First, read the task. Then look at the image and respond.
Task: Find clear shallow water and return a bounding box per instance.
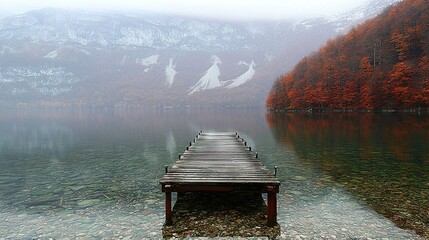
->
[0,109,425,239]
[266,112,429,238]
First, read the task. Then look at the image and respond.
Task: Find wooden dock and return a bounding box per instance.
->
[160,131,280,226]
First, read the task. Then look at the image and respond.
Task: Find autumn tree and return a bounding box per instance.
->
[358,57,374,109]
[266,0,429,112]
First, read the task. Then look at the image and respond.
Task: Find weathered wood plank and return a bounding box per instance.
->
[161,132,279,185]
[160,131,280,227]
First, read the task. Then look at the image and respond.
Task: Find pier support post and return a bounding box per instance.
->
[165,186,172,225]
[267,186,277,227]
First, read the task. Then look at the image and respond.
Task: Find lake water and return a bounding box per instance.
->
[0,109,427,239]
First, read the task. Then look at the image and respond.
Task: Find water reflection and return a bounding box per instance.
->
[0,109,252,238]
[0,109,267,213]
[266,112,429,237]
[0,109,422,239]
[166,131,177,160]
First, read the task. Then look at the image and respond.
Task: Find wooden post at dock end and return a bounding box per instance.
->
[164,185,172,225]
[267,186,278,227]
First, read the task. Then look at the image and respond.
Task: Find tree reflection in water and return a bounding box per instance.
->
[266,112,429,238]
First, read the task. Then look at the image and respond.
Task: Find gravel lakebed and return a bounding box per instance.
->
[163,192,280,239]
[0,180,422,239]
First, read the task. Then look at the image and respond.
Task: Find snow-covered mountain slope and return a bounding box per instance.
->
[165,58,176,87]
[186,57,257,94]
[0,8,272,52]
[45,50,58,59]
[0,0,400,107]
[325,0,402,32]
[225,61,256,89]
[292,0,401,34]
[189,56,223,95]
[136,55,159,66]
[0,45,16,55]
[0,66,80,96]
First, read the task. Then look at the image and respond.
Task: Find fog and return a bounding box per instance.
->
[2,0,370,20]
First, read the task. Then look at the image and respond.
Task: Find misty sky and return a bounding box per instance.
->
[1,0,370,20]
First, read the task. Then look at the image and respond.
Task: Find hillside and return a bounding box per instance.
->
[266,0,429,112]
[0,0,399,108]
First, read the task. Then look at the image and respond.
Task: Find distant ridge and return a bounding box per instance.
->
[266,0,429,112]
[0,0,399,108]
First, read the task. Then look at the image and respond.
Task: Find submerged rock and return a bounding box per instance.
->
[70,186,86,191]
[77,199,100,208]
[162,192,280,239]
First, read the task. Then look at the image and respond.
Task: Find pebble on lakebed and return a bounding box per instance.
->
[162,192,280,239]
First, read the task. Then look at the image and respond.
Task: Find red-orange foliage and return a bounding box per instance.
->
[266,0,429,111]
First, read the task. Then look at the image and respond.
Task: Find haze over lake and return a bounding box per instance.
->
[1,0,427,238]
[0,109,426,238]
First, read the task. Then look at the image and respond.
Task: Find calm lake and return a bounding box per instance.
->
[0,109,427,239]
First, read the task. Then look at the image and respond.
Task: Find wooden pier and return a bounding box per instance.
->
[160,131,280,226]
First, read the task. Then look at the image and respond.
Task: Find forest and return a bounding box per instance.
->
[266,0,429,111]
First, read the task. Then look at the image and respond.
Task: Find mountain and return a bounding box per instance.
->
[0,0,400,108]
[266,0,429,112]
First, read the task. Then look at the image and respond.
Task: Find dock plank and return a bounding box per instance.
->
[160,131,280,226]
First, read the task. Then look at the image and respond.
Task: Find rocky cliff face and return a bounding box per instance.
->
[0,0,400,107]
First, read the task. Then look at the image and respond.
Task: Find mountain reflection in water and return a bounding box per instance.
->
[0,109,424,238]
